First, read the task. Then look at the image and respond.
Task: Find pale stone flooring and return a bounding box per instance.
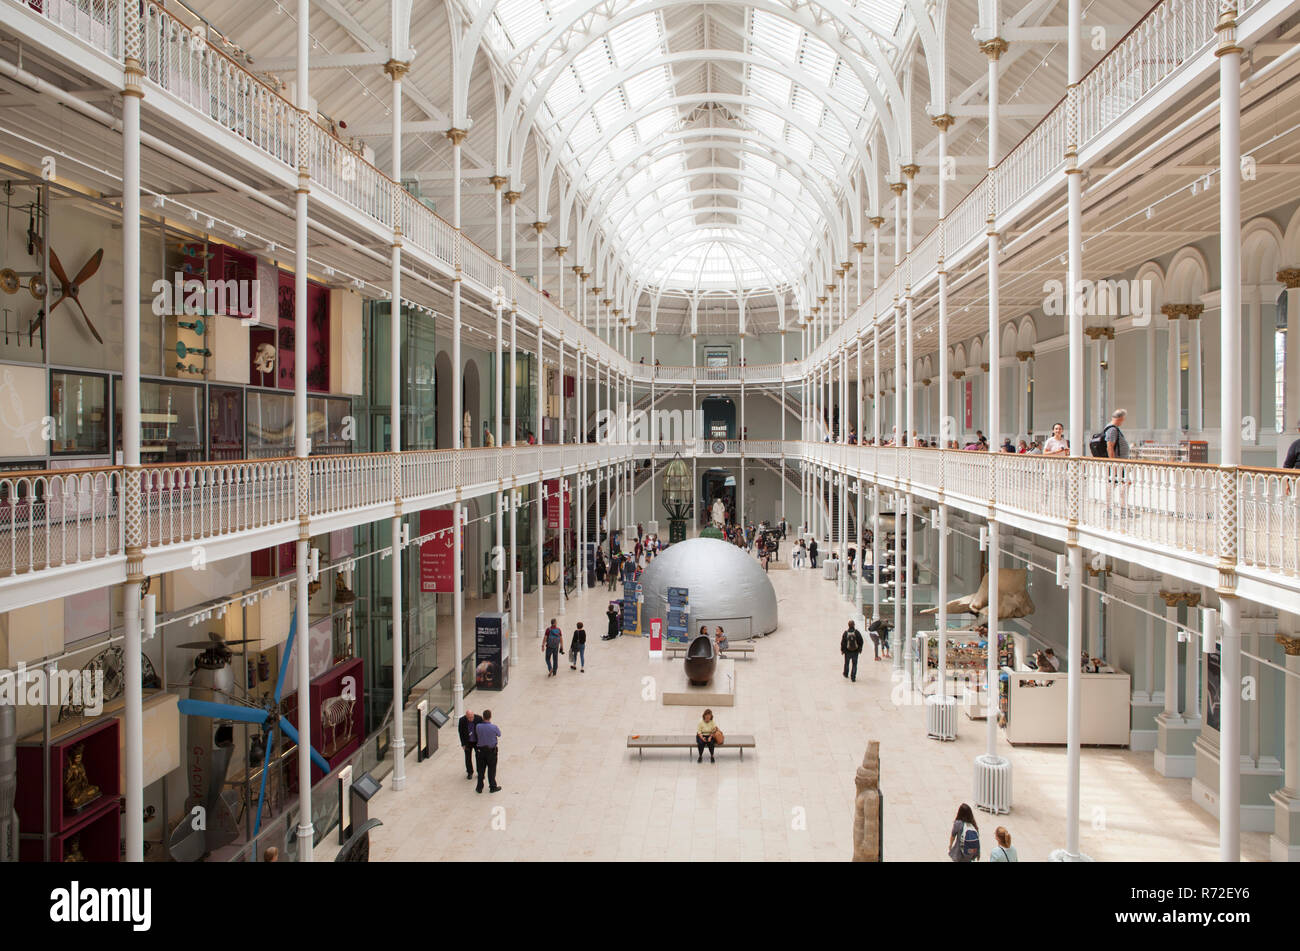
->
[368,552,1269,862]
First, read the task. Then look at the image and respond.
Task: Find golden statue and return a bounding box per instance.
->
[64,744,101,812]
[64,834,86,862]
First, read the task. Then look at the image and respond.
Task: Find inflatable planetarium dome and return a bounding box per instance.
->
[638,537,778,639]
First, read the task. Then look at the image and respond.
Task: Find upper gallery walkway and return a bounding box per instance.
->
[0,439,1295,616]
[6,0,1296,382]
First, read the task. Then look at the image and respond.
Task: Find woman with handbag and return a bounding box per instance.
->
[569,622,586,672]
[696,709,723,763]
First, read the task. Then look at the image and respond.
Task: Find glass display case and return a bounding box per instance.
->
[208,385,244,460]
[49,371,108,456]
[246,390,293,458]
[114,378,204,463]
[246,390,354,458]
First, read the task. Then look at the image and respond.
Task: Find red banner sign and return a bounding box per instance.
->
[545,478,570,530]
[420,509,455,593]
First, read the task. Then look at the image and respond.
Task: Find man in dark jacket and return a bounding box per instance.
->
[841,620,865,682]
[809,538,819,569]
[456,709,480,780]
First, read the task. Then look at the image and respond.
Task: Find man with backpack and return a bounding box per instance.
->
[841,619,865,682]
[1090,408,1132,516]
[543,619,564,677]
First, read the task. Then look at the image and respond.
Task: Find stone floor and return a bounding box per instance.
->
[366,546,1269,862]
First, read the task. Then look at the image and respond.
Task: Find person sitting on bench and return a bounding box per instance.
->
[696,709,720,763]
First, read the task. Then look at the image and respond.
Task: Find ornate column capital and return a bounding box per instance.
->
[1277,267,1300,289]
[1275,634,1300,656]
[554,245,568,257]
[889,181,907,196]
[853,241,868,253]
[488,175,508,189]
[1015,350,1035,362]
[532,221,547,234]
[1084,326,1115,340]
[901,163,920,179]
[445,128,469,146]
[1158,590,1185,608]
[869,216,885,229]
[504,190,521,205]
[979,37,1009,60]
[383,59,411,80]
[931,113,955,131]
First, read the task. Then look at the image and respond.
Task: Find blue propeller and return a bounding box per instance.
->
[178,610,330,836]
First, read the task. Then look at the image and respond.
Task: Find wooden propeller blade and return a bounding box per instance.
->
[71,295,103,344]
[33,235,71,290]
[72,248,103,286]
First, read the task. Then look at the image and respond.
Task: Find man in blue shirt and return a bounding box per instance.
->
[543,619,564,676]
[474,709,502,794]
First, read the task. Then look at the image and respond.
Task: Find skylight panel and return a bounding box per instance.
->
[798,35,837,85]
[749,10,800,61]
[591,93,625,131]
[494,0,548,49]
[607,12,663,63]
[634,108,675,142]
[623,68,670,112]
[606,127,639,162]
[747,65,792,105]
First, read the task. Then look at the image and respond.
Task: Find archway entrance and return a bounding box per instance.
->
[701,468,735,527]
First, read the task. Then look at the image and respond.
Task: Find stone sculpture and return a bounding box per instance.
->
[852,740,882,862]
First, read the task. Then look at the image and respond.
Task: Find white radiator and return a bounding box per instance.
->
[926,695,957,741]
[974,754,1012,814]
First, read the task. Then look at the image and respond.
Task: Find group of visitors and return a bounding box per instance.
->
[792,537,819,569]
[456,708,503,794]
[949,804,1019,862]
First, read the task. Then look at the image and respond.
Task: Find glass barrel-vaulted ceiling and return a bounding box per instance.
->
[479,0,907,298]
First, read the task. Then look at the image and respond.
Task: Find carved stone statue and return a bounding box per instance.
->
[711,498,726,528]
[64,744,101,812]
[463,411,473,447]
[852,740,882,862]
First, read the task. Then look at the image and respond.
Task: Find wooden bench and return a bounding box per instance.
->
[664,642,756,659]
[626,733,756,759]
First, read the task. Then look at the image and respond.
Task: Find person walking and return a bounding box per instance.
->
[809,538,819,569]
[456,708,481,780]
[603,603,620,640]
[1098,408,1132,516]
[948,803,981,862]
[841,619,864,681]
[543,619,564,676]
[696,709,720,763]
[569,621,587,671]
[793,538,807,568]
[866,618,883,661]
[474,709,502,794]
[989,827,1019,862]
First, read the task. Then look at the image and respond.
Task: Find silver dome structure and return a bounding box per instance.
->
[640,537,777,639]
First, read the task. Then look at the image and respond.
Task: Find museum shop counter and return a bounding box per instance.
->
[1002,667,1132,746]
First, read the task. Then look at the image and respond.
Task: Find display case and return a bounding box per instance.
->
[49,370,108,455]
[114,378,204,463]
[209,384,244,460]
[15,717,121,860]
[246,389,293,458]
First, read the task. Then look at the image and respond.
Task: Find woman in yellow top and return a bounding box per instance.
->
[696,709,719,763]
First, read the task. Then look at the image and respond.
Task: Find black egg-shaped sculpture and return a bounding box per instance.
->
[684,634,717,686]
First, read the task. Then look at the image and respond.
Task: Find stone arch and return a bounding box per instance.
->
[1241,216,1284,286]
[435,350,454,449]
[1166,246,1210,302]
